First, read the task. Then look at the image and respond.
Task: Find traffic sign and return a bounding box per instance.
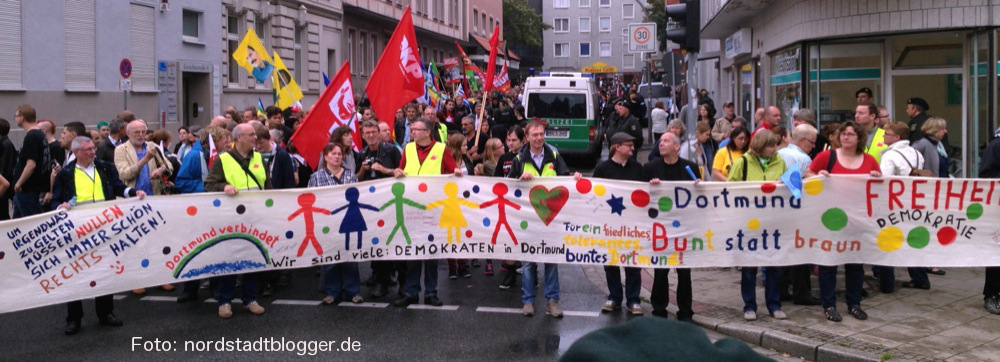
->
[119,79,132,91]
[628,23,657,53]
[120,58,132,79]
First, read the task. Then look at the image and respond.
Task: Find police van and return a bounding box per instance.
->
[521,73,602,166]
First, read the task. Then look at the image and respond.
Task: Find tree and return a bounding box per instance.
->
[642,0,669,52]
[503,0,550,48]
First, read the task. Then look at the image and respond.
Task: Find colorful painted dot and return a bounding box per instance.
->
[0,251,5,260]
[967,203,984,220]
[593,184,607,197]
[89,281,96,287]
[761,183,777,194]
[378,220,386,227]
[483,218,491,227]
[186,206,197,216]
[648,208,658,218]
[672,220,681,228]
[520,220,528,229]
[465,230,473,238]
[265,199,274,207]
[372,237,380,245]
[162,247,171,254]
[428,234,435,242]
[236,205,247,214]
[369,186,376,193]
[463,191,471,198]
[804,179,824,195]
[937,227,957,246]
[514,189,523,198]
[141,259,149,268]
[631,189,650,207]
[213,199,221,207]
[472,185,480,194]
[322,226,331,234]
[748,218,760,231]
[576,178,592,194]
[821,208,848,231]
[418,183,428,192]
[877,226,905,252]
[658,197,673,212]
[907,227,930,249]
[285,231,294,239]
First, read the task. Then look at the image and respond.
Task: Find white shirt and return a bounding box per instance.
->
[777,144,813,174]
[651,108,669,134]
[879,140,923,176]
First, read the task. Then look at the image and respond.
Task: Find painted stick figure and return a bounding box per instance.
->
[426,182,480,244]
[331,187,380,250]
[288,193,331,257]
[479,183,521,245]
[379,183,426,245]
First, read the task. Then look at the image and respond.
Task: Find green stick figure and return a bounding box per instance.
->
[380,182,427,245]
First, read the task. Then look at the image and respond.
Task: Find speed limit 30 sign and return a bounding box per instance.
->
[628,23,657,53]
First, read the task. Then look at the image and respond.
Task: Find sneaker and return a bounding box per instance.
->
[985,296,1000,315]
[424,295,444,307]
[522,303,535,316]
[394,295,418,307]
[351,295,364,304]
[245,301,266,315]
[601,300,620,312]
[471,259,481,267]
[218,304,233,319]
[448,270,458,280]
[460,268,472,278]
[628,303,644,316]
[484,263,494,276]
[744,311,757,321]
[770,310,787,320]
[546,300,564,318]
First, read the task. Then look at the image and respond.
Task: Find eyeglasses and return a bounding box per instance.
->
[411,128,428,132]
[884,132,898,138]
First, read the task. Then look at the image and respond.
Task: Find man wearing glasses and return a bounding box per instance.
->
[876,106,892,129]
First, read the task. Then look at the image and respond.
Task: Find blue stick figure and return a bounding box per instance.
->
[331,187,380,250]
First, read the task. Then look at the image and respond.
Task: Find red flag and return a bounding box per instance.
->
[290,61,358,170]
[483,25,500,94]
[493,62,510,92]
[366,6,424,127]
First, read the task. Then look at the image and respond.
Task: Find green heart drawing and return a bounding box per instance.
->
[529,186,569,226]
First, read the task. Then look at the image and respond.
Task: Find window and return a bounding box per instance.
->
[623,3,634,19]
[481,14,486,35]
[347,29,356,75]
[473,9,478,33]
[599,17,610,32]
[578,17,590,33]
[327,49,337,79]
[450,0,458,25]
[527,93,587,119]
[599,0,610,7]
[294,26,305,86]
[182,9,200,39]
[66,0,96,90]
[370,34,379,77]
[623,53,635,69]
[489,16,494,32]
[129,4,154,90]
[579,42,590,57]
[553,18,569,33]
[434,0,444,20]
[554,0,569,8]
[579,0,590,7]
[0,0,21,88]
[599,42,611,57]
[358,31,367,75]
[254,16,267,44]
[554,43,569,58]
[226,15,240,84]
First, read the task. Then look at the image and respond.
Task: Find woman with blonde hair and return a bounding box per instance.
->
[475,138,504,177]
[911,117,949,177]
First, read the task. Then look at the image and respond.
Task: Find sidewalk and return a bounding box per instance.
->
[582,266,1000,361]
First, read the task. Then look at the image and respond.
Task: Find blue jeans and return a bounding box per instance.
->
[877,266,930,291]
[522,262,559,304]
[741,267,783,313]
[323,263,361,298]
[404,260,438,298]
[12,191,41,218]
[819,264,864,309]
[214,274,259,305]
[604,266,641,305]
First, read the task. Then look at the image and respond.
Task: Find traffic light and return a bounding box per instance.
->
[665,0,700,53]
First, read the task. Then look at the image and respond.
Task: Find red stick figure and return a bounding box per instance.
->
[479,183,521,245]
[288,193,331,257]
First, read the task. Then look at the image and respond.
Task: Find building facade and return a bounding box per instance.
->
[542,0,645,73]
[698,0,1000,177]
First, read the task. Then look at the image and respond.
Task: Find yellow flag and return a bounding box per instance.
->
[272,52,304,110]
[232,28,274,84]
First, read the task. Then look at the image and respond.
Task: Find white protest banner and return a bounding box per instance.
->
[2,175,998,313]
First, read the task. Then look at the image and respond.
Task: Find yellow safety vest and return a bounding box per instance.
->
[75,167,105,203]
[403,142,446,175]
[865,128,887,164]
[219,151,267,190]
[518,149,560,177]
[435,123,448,143]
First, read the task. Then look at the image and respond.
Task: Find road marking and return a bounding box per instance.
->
[562,310,600,317]
[272,299,320,306]
[141,296,177,302]
[337,302,390,308]
[113,295,127,300]
[408,304,460,311]
[204,298,242,304]
[476,307,523,314]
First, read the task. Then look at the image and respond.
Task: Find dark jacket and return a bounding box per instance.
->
[51,159,136,209]
[358,142,402,181]
[979,137,1000,178]
[908,112,931,142]
[96,137,120,163]
[607,112,644,150]
[267,145,297,190]
[0,136,17,182]
[507,144,571,178]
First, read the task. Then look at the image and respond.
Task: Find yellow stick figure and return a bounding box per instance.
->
[426,182,480,244]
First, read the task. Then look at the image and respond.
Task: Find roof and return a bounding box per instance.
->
[469,34,521,61]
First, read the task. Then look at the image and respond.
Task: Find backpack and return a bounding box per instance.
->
[893,149,934,177]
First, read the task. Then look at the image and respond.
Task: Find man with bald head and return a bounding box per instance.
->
[114,120,173,196]
[753,106,782,138]
[210,115,229,130]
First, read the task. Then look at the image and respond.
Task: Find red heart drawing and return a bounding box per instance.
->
[529,185,569,226]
